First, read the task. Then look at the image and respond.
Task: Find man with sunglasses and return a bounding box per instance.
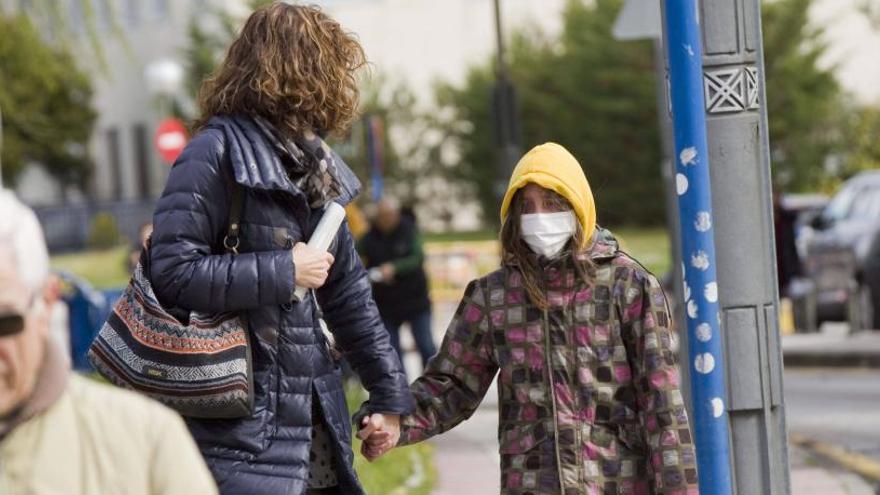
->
[0,190,217,495]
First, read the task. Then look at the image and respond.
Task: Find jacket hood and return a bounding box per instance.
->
[500,142,596,249]
[208,115,361,206]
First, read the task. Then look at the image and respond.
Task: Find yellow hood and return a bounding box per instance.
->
[500,142,596,249]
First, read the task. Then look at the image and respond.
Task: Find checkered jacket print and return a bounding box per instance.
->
[399,232,699,494]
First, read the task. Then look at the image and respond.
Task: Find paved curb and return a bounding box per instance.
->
[790,433,880,486]
[783,351,880,368]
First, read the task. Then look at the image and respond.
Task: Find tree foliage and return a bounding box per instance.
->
[181,1,448,216]
[762,0,842,190]
[0,15,96,187]
[433,0,851,227]
[435,0,662,227]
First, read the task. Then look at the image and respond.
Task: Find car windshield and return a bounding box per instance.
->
[823,184,859,222]
[848,186,880,220]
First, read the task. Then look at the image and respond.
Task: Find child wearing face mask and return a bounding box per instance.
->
[356,143,698,495]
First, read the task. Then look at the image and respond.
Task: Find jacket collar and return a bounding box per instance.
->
[584,227,619,262]
[208,115,361,206]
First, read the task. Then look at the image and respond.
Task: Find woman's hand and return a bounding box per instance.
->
[357,413,400,462]
[292,242,335,289]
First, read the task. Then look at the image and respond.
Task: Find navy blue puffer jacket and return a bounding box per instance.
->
[149,115,414,494]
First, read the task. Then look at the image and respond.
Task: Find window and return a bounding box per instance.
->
[132,123,152,199]
[849,187,880,221]
[106,128,123,200]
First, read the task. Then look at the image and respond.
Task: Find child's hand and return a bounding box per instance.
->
[357,413,400,462]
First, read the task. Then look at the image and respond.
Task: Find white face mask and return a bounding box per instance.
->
[520,211,576,258]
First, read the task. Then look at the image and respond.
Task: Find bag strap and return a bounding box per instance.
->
[223,185,245,254]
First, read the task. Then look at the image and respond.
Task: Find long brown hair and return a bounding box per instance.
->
[195,2,367,138]
[500,188,594,310]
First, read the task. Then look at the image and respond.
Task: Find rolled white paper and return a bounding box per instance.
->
[293,202,347,302]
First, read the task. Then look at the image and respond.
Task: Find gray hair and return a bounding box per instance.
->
[0,190,50,293]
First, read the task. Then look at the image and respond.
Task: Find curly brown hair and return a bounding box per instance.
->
[195,2,366,138]
[500,187,594,310]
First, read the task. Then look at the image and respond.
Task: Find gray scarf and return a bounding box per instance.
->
[253,116,342,209]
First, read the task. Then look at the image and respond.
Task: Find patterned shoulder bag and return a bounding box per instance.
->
[88,187,254,418]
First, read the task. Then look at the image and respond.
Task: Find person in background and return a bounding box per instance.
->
[0,190,216,495]
[358,143,698,494]
[359,198,437,375]
[773,189,801,297]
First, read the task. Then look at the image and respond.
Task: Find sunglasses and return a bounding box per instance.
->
[0,296,37,337]
[0,313,25,337]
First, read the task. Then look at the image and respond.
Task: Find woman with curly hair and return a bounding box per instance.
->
[147,3,414,494]
[358,144,699,494]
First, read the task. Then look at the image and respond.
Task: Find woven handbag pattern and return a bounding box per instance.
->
[88,251,253,418]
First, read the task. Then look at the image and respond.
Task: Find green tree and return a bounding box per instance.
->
[434,0,848,227]
[434,0,662,227]
[181,2,443,214]
[841,106,880,176]
[762,0,842,190]
[0,15,96,187]
[182,0,273,117]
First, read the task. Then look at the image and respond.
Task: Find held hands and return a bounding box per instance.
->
[292,242,335,289]
[356,413,401,462]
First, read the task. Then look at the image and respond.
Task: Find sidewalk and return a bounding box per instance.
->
[426,398,877,495]
[783,325,880,368]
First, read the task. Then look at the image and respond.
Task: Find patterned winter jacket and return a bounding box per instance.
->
[398,230,699,494]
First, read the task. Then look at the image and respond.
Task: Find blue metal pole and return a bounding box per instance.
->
[663,1,733,493]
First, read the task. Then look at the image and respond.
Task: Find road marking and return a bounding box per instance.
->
[790,433,880,483]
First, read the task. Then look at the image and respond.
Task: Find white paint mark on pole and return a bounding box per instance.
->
[691,251,710,270]
[680,146,698,166]
[704,282,718,303]
[676,173,689,195]
[695,353,716,374]
[695,211,712,232]
[696,323,712,342]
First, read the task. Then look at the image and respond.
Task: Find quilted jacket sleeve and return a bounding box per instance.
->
[317,221,415,415]
[394,279,498,445]
[149,132,296,313]
[620,268,699,494]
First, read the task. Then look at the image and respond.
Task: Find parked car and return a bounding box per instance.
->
[800,171,880,332]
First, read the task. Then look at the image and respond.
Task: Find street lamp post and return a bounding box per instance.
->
[492,0,520,207]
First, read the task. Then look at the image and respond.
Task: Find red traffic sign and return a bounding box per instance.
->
[155,118,189,164]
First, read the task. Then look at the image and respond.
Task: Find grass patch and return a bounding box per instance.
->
[609,227,671,276]
[347,385,436,495]
[424,229,497,243]
[50,246,131,289]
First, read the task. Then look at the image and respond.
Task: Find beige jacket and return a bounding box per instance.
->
[0,375,217,495]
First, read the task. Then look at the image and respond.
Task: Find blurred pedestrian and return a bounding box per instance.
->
[0,190,216,495]
[359,198,437,375]
[773,188,801,297]
[147,3,413,494]
[358,143,698,494]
